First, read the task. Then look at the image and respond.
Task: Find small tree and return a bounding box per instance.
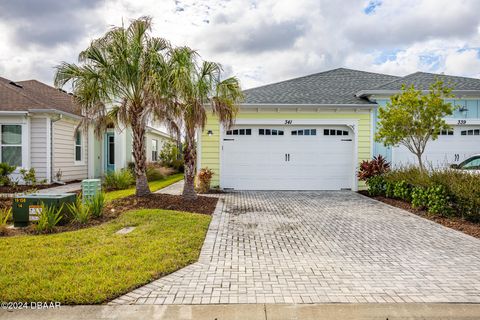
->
[375,80,455,170]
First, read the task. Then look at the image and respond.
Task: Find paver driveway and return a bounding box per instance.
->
[112,191,480,305]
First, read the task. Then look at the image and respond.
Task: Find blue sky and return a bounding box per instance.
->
[1,0,480,89]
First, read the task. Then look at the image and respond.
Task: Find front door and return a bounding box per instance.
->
[105,132,115,173]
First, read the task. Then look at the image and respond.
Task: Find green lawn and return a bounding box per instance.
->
[0,209,210,304]
[105,173,184,202]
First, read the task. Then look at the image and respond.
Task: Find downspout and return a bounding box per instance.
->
[50,114,64,184]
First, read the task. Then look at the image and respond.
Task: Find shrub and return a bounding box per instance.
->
[197,167,214,194]
[171,159,184,173]
[358,155,390,181]
[366,175,386,196]
[380,167,479,219]
[385,180,395,198]
[146,163,165,181]
[19,168,37,186]
[103,169,135,190]
[159,141,180,166]
[87,192,105,218]
[66,196,91,224]
[0,162,15,186]
[425,185,451,216]
[393,180,412,202]
[36,203,63,233]
[411,186,428,209]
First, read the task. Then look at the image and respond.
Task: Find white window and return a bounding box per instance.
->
[75,130,83,162]
[151,139,158,161]
[0,124,22,167]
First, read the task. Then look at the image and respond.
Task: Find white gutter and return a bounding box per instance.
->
[238,103,376,108]
[356,89,480,98]
[0,111,28,115]
[28,109,82,120]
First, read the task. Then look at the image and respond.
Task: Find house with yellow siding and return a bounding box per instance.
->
[197,68,480,191]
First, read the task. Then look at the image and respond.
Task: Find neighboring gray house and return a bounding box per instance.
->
[0,77,171,184]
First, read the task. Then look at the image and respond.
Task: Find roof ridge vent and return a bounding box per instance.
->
[9,81,23,88]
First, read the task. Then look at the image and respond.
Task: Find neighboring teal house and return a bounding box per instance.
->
[356,72,480,168]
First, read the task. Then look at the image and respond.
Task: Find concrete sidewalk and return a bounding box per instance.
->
[1,303,479,320]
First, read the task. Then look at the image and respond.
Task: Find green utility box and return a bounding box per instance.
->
[82,179,102,201]
[13,193,76,227]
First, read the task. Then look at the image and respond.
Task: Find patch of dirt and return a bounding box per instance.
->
[358,191,480,239]
[0,193,217,237]
[107,193,218,216]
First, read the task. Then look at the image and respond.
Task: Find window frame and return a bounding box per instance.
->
[0,124,23,168]
[74,130,84,165]
[151,139,158,162]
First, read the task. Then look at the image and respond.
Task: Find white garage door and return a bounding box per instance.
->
[393,125,480,168]
[221,125,354,190]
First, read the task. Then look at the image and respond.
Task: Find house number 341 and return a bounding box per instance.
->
[285,120,293,124]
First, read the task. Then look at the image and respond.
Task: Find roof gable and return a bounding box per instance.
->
[243,68,400,105]
[370,71,480,91]
[0,77,81,116]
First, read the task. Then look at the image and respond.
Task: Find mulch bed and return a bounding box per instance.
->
[107,193,218,216]
[358,190,480,239]
[0,180,81,194]
[0,193,218,237]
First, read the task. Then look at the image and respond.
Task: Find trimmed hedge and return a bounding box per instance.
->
[366,167,480,222]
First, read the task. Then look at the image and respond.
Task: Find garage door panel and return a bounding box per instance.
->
[221,125,354,190]
[393,126,480,167]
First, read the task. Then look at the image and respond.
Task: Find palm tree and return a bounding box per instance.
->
[54,17,170,197]
[165,47,243,200]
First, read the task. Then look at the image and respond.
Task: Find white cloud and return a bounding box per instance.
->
[1,0,480,89]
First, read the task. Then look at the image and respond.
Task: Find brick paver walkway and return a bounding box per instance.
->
[111,191,480,305]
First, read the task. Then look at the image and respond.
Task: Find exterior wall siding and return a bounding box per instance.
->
[200,110,371,187]
[145,131,170,162]
[30,117,48,181]
[52,118,88,182]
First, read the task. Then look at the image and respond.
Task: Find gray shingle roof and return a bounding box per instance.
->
[243,68,400,105]
[370,71,480,91]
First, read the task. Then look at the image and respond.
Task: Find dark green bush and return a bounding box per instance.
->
[366,175,386,196]
[392,180,412,202]
[411,186,428,209]
[425,185,451,216]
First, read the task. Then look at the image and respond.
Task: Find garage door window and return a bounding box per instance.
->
[324,129,349,136]
[291,129,317,136]
[259,129,284,136]
[226,129,252,136]
[440,129,454,135]
[461,129,480,136]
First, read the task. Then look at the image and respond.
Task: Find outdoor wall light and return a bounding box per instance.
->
[207,130,213,136]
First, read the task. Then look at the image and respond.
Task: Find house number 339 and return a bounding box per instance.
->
[285,120,293,124]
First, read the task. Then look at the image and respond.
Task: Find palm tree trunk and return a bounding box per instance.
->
[132,122,151,197]
[182,132,197,200]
